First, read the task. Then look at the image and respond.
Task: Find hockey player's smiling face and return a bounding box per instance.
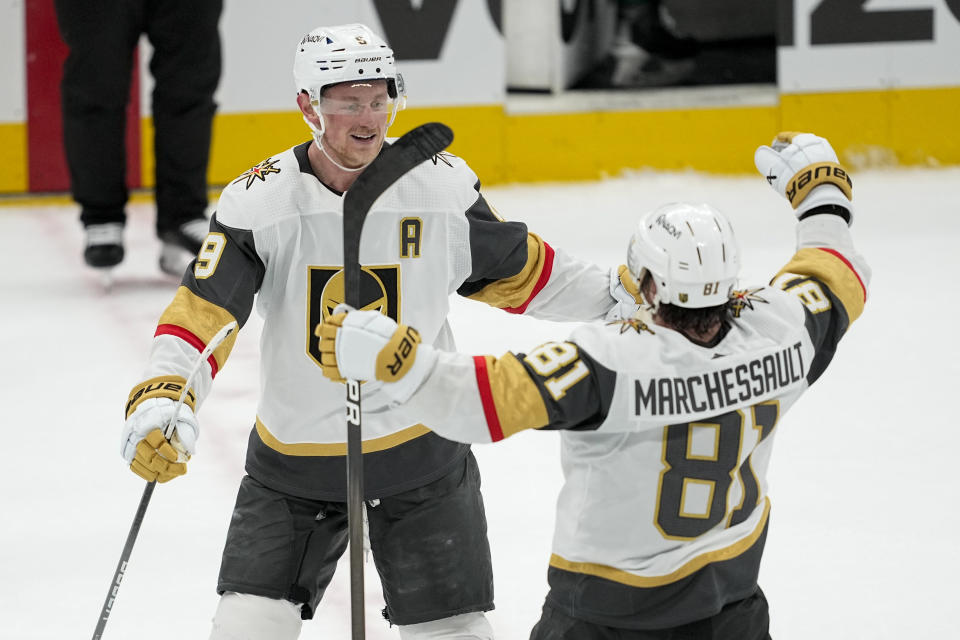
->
[319,80,391,168]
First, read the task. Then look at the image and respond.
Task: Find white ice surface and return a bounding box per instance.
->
[1,167,957,639]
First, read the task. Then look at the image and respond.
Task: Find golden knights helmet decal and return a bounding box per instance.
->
[307,264,400,365]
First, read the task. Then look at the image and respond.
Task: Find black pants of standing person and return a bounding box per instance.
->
[53,0,222,237]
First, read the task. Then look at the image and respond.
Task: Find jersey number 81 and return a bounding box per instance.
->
[656,402,779,539]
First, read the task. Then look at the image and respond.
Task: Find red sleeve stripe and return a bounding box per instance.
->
[818,248,867,301]
[473,356,504,442]
[504,241,555,315]
[155,324,221,379]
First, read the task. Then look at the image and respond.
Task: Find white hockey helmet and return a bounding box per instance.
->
[627,202,740,309]
[294,24,406,133]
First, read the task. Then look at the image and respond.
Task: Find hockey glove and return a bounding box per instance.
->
[754,132,853,223]
[316,307,437,404]
[121,378,199,483]
[605,264,645,322]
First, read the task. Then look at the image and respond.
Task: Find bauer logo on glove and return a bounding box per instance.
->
[377,324,421,381]
[754,132,854,223]
[316,306,422,383]
[124,377,197,418]
[783,163,852,209]
[316,306,439,404]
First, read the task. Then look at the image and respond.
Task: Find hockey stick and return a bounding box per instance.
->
[92,320,238,640]
[341,122,454,639]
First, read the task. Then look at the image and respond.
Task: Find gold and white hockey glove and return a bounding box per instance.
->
[605,264,645,322]
[121,377,200,483]
[754,132,853,223]
[316,307,437,404]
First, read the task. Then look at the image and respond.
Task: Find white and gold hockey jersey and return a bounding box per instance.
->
[393,212,870,628]
[125,140,616,500]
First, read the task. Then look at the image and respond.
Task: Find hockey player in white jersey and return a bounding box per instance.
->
[319,132,870,639]
[117,23,640,640]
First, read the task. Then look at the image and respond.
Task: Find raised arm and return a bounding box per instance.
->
[755,132,871,383]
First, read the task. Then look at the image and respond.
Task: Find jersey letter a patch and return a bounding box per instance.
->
[400,218,422,258]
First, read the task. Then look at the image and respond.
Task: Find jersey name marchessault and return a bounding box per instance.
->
[634,342,805,417]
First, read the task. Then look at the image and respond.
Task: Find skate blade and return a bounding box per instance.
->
[98,268,116,292]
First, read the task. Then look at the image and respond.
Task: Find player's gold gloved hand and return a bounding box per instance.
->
[618,264,643,301]
[130,428,191,483]
[121,377,199,483]
[755,132,853,223]
[317,310,349,383]
[316,306,437,404]
[606,264,646,322]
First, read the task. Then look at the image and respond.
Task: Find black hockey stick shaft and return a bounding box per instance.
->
[92,481,155,639]
[341,122,454,639]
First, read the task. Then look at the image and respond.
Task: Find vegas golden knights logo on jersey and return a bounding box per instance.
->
[232,157,281,189]
[306,265,401,366]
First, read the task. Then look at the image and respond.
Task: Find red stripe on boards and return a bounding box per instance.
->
[155,324,220,378]
[473,356,504,442]
[25,0,140,192]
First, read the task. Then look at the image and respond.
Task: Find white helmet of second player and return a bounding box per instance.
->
[294,23,406,135]
[627,202,740,309]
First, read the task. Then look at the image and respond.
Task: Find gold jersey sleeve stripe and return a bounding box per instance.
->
[775,247,866,323]
[466,234,553,313]
[125,375,197,419]
[549,498,770,588]
[255,417,432,456]
[157,286,239,374]
[475,353,550,439]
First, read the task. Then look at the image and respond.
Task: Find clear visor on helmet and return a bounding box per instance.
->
[316,95,396,117]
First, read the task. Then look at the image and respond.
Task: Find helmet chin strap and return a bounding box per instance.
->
[316,132,371,173]
[301,101,403,176]
[302,111,378,174]
[303,107,397,173]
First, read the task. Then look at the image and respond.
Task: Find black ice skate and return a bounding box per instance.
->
[83,222,125,268]
[158,217,209,277]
